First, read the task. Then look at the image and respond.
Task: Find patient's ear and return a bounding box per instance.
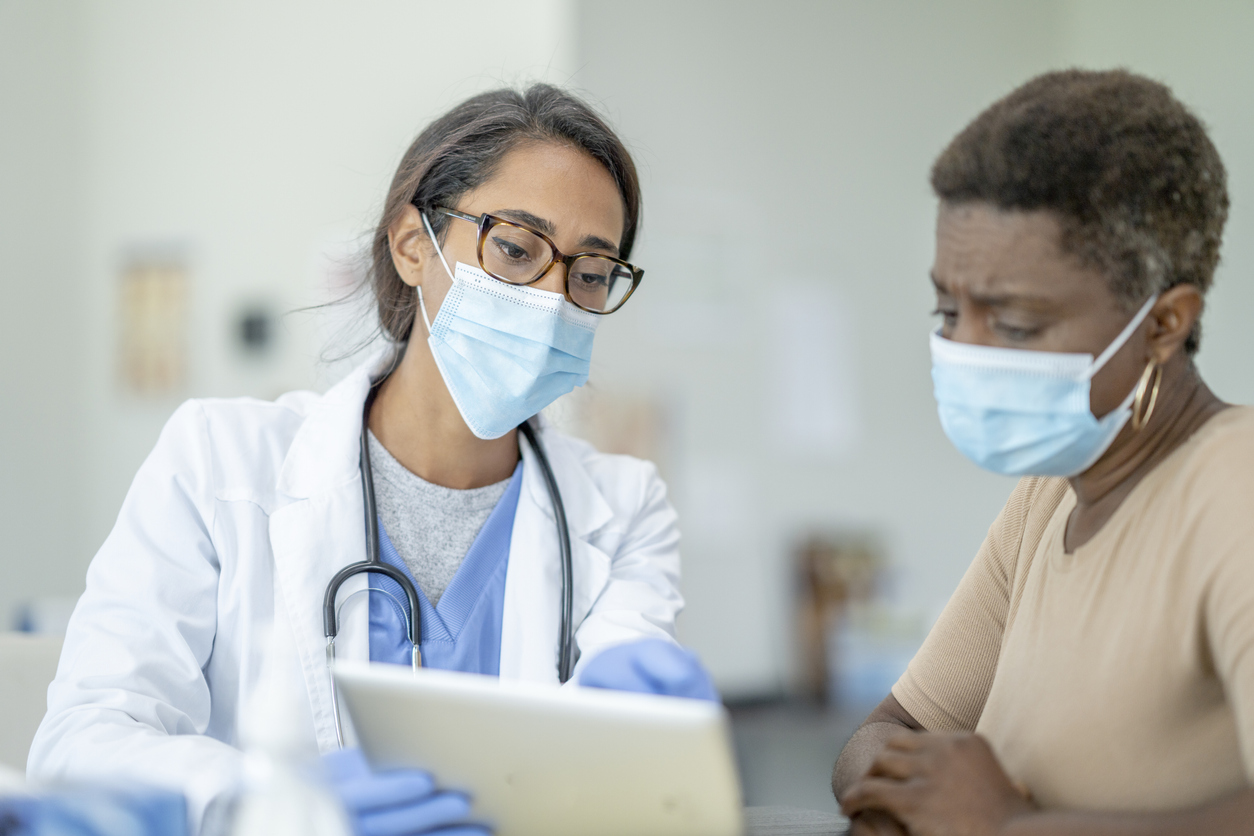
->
[1146,285,1203,364]
[389,204,429,289]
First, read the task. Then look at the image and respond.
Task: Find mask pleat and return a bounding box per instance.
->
[422,261,599,440]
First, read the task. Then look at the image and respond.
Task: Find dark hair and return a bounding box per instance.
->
[369,84,641,343]
[931,68,1228,354]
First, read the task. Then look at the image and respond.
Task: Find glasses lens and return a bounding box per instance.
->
[568,257,635,313]
[481,221,551,284]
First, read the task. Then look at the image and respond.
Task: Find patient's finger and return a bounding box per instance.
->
[840,777,913,818]
[882,730,927,752]
[867,749,916,780]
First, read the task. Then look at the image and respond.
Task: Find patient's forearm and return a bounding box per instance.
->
[832,693,924,800]
[832,721,914,799]
[1003,788,1254,836]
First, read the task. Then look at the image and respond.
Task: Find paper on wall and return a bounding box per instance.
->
[767,284,860,459]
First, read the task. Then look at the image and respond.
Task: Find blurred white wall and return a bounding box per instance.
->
[572,0,1254,695]
[0,0,577,626]
[2,1,1251,697]
[0,2,87,629]
[1060,0,1254,405]
[573,0,1059,694]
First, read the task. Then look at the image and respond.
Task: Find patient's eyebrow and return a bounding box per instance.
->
[930,273,1054,309]
[495,209,620,256]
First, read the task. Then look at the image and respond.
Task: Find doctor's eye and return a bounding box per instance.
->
[931,306,958,326]
[482,222,550,283]
[489,234,538,264]
[571,268,611,289]
[567,257,633,313]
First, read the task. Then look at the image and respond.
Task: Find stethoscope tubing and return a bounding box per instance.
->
[321,389,575,745]
[321,422,424,650]
[518,420,575,684]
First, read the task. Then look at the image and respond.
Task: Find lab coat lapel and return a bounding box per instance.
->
[499,424,615,683]
[269,358,618,701]
[268,353,385,751]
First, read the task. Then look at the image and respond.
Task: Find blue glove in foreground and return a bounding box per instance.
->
[322,748,490,836]
[579,639,720,702]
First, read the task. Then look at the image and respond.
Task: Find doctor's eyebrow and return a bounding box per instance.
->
[495,209,620,256]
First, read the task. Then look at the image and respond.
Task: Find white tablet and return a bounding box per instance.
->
[334,662,744,836]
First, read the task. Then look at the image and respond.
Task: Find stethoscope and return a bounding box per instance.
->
[322,388,576,746]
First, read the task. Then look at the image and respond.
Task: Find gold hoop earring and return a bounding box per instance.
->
[1131,360,1162,432]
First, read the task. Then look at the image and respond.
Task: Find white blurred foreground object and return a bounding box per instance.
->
[336,661,744,836]
[0,632,63,770]
[229,625,350,836]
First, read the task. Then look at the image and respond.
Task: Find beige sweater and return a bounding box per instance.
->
[894,406,1254,813]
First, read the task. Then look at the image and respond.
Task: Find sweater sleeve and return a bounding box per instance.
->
[569,456,684,677]
[892,477,1060,732]
[1194,421,1254,781]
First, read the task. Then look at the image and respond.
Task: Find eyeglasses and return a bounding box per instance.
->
[429,206,644,315]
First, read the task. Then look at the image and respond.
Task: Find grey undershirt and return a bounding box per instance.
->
[366,430,511,606]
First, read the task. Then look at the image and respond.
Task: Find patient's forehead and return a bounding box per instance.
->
[932,202,1107,307]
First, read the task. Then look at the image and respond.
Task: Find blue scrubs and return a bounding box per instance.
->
[367,462,523,675]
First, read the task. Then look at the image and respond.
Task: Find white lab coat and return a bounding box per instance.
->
[27,354,683,831]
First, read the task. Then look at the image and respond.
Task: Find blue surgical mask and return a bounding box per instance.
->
[930,295,1157,477]
[415,213,599,440]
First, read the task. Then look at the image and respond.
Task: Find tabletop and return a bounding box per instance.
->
[743,806,850,836]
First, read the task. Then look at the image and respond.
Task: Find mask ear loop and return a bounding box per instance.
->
[413,211,455,337]
[1085,294,1159,380]
[414,287,433,336]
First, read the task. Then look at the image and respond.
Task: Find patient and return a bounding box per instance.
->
[833,69,1254,835]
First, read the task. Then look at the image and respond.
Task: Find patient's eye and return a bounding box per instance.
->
[993,320,1042,342]
[931,306,958,332]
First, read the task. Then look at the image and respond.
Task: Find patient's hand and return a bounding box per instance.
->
[850,810,908,835]
[839,731,1033,836]
[578,639,720,702]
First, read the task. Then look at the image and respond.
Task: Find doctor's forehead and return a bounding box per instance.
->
[460,142,626,249]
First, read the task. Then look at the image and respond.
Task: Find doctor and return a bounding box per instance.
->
[29,84,713,835]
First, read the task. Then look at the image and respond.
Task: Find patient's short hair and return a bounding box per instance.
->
[931,69,1228,354]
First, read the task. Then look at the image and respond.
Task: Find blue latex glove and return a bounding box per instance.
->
[578,639,720,702]
[322,748,490,836]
